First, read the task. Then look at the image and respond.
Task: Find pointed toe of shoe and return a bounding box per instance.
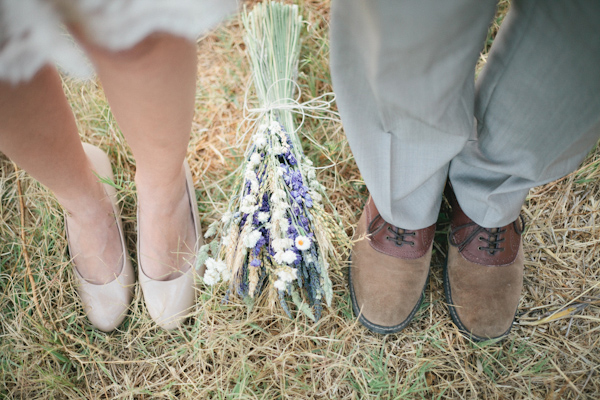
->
[74,260,135,332]
[139,268,196,330]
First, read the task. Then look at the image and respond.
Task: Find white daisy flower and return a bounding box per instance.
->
[295,235,311,251]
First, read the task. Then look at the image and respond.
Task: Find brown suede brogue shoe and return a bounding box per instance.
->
[444,191,525,342]
[349,197,435,334]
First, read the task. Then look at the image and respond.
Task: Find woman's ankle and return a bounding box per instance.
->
[58,183,114,222]
[135,166,188,215]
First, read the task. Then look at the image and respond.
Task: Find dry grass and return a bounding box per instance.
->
[1,1,599,399]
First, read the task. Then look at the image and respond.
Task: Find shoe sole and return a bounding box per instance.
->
[347,257,429,335]
[443,256,513,343]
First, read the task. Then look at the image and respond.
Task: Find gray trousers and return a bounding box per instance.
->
[330,0,600,229]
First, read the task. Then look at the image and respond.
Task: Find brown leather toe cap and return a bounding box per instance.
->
[445,242,524,340]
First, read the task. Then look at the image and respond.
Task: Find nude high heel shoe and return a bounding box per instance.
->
[65,143,134,332]
[137,161,203,330]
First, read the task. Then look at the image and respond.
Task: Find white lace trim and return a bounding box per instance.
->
[0,0,237,84]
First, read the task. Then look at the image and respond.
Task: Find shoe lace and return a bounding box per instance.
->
[449,214,524,256]
[368,214,416,247]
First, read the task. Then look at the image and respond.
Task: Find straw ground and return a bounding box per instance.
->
[1,1,599,398]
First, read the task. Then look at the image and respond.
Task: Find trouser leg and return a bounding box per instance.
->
[330,0,497,229]
[450,0,600,228]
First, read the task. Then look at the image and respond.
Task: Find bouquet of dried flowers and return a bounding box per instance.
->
[198,1,350,321]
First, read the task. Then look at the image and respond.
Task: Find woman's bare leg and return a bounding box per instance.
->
[78,33,198,281]
[0,66,122,284]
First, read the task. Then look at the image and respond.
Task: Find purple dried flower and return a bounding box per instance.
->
[282,169,292,185]
[260,193,270,210]
[292,203,301,216]
[287,223,297,237]
[298,185,308,197]
[286,152,297,165]
[290,171,302,189]
[304,193,313,208]
[253,235,267,256]
[300,216,310,230]
[250,259,261,267]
